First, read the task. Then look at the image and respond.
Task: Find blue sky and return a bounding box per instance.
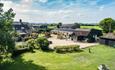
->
[0,0,115,23]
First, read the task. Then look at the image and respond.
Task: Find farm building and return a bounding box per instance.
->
[99,33,115,47]
[51,28,74,34]
[13,20,31,34]
[31,24,48,33]
[52,28,102,42]
[12,20,32,42]
[51,28,75,39]
[72,29,102,42]
[59,24,80,29]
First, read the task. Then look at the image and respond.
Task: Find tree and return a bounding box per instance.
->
[99,18,115,33]
[57,22,62,28]
[0,3,15,54]
[72,23,80,29]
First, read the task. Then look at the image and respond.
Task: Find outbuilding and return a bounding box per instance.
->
[99,33,115,47]
[52,28,102,42]
[72,29,102,42]
[59,24,80,29]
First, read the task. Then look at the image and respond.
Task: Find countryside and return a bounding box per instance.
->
[0,0,115,70]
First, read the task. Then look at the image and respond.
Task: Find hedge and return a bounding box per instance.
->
[12,43,32,58]
[54,45,80,53]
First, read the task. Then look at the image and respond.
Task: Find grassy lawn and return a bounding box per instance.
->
[80,26,102,30]
[1,45,115,70]
[48,26,57,29]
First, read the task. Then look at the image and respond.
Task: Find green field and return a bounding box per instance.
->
[1,45,115,70]
[80,26,102,30]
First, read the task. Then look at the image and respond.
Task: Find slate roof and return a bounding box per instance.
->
[52,28,75,33]
[13,22,29,25]
[60,24,75,28]
[52,28,102,37]
[59,28,76,32]
[75,29,91,32]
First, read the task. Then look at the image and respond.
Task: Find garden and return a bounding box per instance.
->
[0,45,115,70]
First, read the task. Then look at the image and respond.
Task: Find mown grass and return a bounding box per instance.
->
[80,26,102,30]
[0,45,115,70]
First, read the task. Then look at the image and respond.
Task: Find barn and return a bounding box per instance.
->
[51,28,75,39]
[52,28,102,42]
[59,24,80,29]
[72,29,102,42]
[99,33,115,47]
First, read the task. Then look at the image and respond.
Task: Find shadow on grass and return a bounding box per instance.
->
[0,56,47,70]
[56,49,84,54]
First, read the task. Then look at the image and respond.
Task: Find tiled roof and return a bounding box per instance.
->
[75,28,91,32]
[58,28,76,32]
[100,33,115,39]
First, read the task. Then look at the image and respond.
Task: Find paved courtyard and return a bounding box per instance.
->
[48,35,98,49]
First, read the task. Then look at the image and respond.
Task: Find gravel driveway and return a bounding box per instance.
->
[48,37,98,49]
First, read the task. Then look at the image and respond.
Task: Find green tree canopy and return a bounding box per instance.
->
[72,23,80,29]
[57,22,62,28]
[99,18,115,33]
[0,3,15,54]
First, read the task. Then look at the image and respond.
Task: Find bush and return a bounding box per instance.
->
[23,36,32,41]
[12,43,30,57]
[54,45,80,53]
[26,39,40,49]
[15,42,28,50]
[36,37,49,51]
[25,37,50,51]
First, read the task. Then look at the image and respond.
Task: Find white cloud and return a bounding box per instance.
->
[0,0,31,21]
[20,0,32,8]
[0,0,115,23]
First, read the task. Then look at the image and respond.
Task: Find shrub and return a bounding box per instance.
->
[36,37,49,51]
[12,43,30,57]
[15,42,28,50]
[25,37,50,51]
[24,36,32,41]
[26,39,40,49]
[54,45,80,53]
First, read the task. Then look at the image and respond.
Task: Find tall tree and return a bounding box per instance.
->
[57,22,62,28]
[0,3,15,54]
[72,23,80,29]
[99,18,115,33]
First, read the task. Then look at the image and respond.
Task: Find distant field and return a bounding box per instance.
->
[48,26,57,29]
[80,26,102,30]
[1,45,115,70]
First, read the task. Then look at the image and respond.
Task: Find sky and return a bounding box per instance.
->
[0,0,115,24]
